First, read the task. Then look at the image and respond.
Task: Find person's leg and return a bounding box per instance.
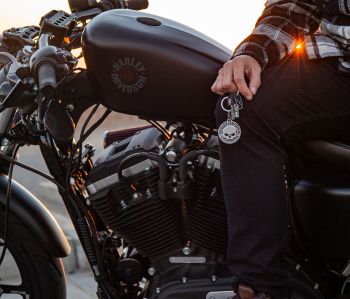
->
[215,53,350,298]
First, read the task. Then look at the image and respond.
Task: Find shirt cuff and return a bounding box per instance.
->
[231,42,269,69]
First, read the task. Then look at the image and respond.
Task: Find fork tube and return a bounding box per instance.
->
[0,108,16,158]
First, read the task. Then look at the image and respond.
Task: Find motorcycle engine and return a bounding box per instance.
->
[86,126,230,297]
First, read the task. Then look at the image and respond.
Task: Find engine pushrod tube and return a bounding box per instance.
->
[117,152,169,181]
[178,150,219,182]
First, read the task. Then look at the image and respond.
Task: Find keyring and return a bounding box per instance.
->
[220,96,231,112]
[220,91,240,112]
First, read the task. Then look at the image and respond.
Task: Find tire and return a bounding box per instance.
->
[0,208,66,298]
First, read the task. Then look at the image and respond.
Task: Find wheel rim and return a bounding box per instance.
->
[0,240,32,298]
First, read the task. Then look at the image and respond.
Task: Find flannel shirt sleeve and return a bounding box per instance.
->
[314,0,350,16]
[232,0,322,68]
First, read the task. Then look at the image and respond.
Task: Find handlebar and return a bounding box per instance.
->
[37,63,56,99]
[38,33,50,48]
[30,34,57,99]
[127,0,149,10]
[69,0,148,14]
[7,0,150,100]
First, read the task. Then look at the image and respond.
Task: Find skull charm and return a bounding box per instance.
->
[218,120,241,144]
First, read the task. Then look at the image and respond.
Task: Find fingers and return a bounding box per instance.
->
[233,63,253,100]
[211,55,262,100]
[211,69,225,95]
[222,63,238,93]
[212,64,238,95]
[248,66,261,96]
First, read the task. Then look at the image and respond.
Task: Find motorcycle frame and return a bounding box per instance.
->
[1,3,348,297]
[0,69,113,279]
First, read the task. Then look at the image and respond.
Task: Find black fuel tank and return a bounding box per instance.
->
[82,9,232,123]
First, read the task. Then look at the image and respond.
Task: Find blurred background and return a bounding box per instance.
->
[0,1,265,298]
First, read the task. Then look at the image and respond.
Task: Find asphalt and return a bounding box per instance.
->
[11,110,146,298]
[66,271,97,299]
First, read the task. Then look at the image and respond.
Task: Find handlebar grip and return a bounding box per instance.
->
[38,63,56,99]
[69,0,98,12]
[128,0,149,10]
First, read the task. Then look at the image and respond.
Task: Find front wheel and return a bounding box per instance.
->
[0,208,66,298]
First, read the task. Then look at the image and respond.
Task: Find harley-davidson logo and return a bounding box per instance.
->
[111,57,147,94]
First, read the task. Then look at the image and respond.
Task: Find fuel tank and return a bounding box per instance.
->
[82,9,232,124]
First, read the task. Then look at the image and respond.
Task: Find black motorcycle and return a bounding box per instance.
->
[0,0,349,298]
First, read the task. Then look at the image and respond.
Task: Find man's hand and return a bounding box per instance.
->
[211,55,262,100]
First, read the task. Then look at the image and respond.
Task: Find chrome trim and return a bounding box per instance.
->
[342,260,350,276]
[206,291,235,299]
[169,256,206,264]
[87,159,157,196]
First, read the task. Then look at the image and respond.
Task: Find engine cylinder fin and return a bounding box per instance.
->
[114,199,185,260]
[90,163,185,261]
[187,205,227,225]
[186,162,228,255]
[115,204,180,226]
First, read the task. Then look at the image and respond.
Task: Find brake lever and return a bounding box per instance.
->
[0,81,25,113]
[0,52,16,66]
[6,61,22,85]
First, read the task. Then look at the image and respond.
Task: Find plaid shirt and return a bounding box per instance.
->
[233,0,350,68]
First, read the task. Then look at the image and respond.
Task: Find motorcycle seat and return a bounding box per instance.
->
[295,139,350,171]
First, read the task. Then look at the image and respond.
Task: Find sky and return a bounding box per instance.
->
[0,0,265,50]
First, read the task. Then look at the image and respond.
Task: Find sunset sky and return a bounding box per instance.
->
[0,0,265,50]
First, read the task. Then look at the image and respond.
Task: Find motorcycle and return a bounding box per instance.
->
[0,0,349,298]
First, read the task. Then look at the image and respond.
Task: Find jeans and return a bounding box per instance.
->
[214,53,350,297]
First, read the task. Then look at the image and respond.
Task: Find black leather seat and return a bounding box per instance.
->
[295,139,350,172]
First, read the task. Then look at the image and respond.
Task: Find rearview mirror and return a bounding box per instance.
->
[69,0,98,12]
[127,0,149,10]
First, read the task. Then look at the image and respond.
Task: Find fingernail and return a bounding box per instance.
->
[251,87,257,95]
[247,95,253,100]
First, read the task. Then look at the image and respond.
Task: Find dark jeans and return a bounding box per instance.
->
[214,53,350,298]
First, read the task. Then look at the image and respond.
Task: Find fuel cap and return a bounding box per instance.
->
[137,17,161,26]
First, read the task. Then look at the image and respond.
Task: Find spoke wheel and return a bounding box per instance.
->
[0,245,31,298]
[0,208,66,299]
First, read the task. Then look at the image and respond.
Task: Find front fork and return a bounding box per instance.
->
[0,78,120,297]
[0,61,19,170]
[39,141,123,298]
[0,108,18,172]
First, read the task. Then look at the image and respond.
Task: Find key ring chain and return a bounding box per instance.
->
[221,95,232,112]
[218,91,244,145]
[220,91,243,112]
